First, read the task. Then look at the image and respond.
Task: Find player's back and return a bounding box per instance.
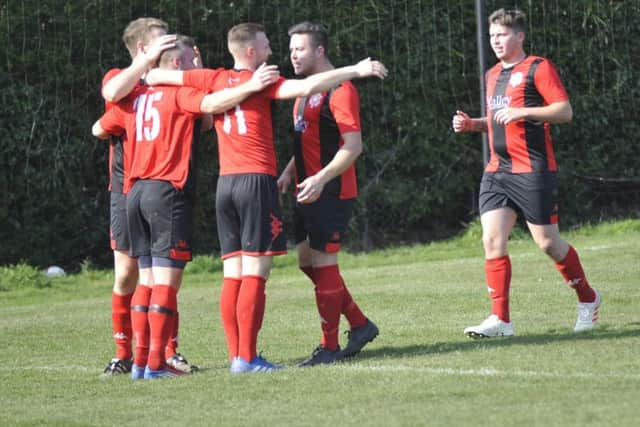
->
[126,84,205,189]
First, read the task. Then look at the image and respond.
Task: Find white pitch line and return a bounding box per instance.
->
[338,364,640,381]
[2,364,638,382]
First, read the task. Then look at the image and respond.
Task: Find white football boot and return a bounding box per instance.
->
[464,314,514,338]
[574,289,601,332]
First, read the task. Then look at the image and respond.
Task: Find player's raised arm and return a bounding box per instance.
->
[452,110,488,133]
[275,58,388,100]
[199,62,280,114]
[144,67,185,86]
[102,34,177,103]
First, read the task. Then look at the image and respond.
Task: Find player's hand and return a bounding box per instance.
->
[452,110,472,132]
[142,34,177,66]
[144,68,161,85]
[249,63,280,91]
[277,171,292,194]
[296,175,325,204]
[493,107,526,125]
[193,45,203,68]
[354,57,388,79]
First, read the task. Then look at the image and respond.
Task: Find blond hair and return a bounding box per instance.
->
[227,23,264,53]
[122,17,169,57]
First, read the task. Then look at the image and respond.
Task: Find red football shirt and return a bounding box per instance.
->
[99,85,206,190]
[292,81,360,199]
[101,68,143,193]
[183,68,285,176]
[485,55,569,173]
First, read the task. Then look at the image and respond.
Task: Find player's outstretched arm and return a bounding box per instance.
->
[296,132,362,204]
[144,68,185,86]
[200,63,279,114]
[452,110,488,133]
[102,34,177,103]
[276,58,388,100]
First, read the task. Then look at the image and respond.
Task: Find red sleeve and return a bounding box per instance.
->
[99,106,125,137]
[263,77,287,100]
[329,83,361,134]
[183,68,226,92]
[101,68,123,111]
[534,59,569,104]
[175,87,207,115]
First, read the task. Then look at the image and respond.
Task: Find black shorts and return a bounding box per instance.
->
[110,192,129,251]
[126,180,194,261]
[294,196,355,253]
[216,174,287,259]
[479,171,559,225]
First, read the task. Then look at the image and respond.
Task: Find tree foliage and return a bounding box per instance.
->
[1,0,639,268]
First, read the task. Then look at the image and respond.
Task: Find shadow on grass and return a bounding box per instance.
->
[349,326,640,361]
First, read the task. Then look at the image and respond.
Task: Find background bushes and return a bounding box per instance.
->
[1,0,638,269]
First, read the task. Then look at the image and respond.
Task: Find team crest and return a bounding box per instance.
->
[308,93,324,108]
[294,119,309,133]
[509,71,523,88]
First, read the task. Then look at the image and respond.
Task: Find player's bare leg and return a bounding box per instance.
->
[528,222,600,332]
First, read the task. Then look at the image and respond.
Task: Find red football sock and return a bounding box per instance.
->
[236,276,266,361]
[300,265,314,282]
[111,292,133,360]
[485,256,511,323]
[313,265,344,351]
[219,277,242,360]
[147,285,177,371]
[554,245,596,303]
[165,311,179,359]
[339,275,367,328]
[130,285,152,368]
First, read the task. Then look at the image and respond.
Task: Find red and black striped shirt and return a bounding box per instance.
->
[485,55,569,173]
[292,81,360,200]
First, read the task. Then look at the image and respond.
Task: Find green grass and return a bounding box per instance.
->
[1,219,639,426]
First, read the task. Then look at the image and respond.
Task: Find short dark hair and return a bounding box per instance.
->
[159,34,195,67]
[288,21,329,54]
[489,8,527,34]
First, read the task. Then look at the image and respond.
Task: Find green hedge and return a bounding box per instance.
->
[1,0,639,269]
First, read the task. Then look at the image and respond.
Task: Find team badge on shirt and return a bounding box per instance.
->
[308,93,324,109]
[509,71,523,88]
[294,118,308,133]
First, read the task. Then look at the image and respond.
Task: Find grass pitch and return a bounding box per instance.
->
[1,220,639,426]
